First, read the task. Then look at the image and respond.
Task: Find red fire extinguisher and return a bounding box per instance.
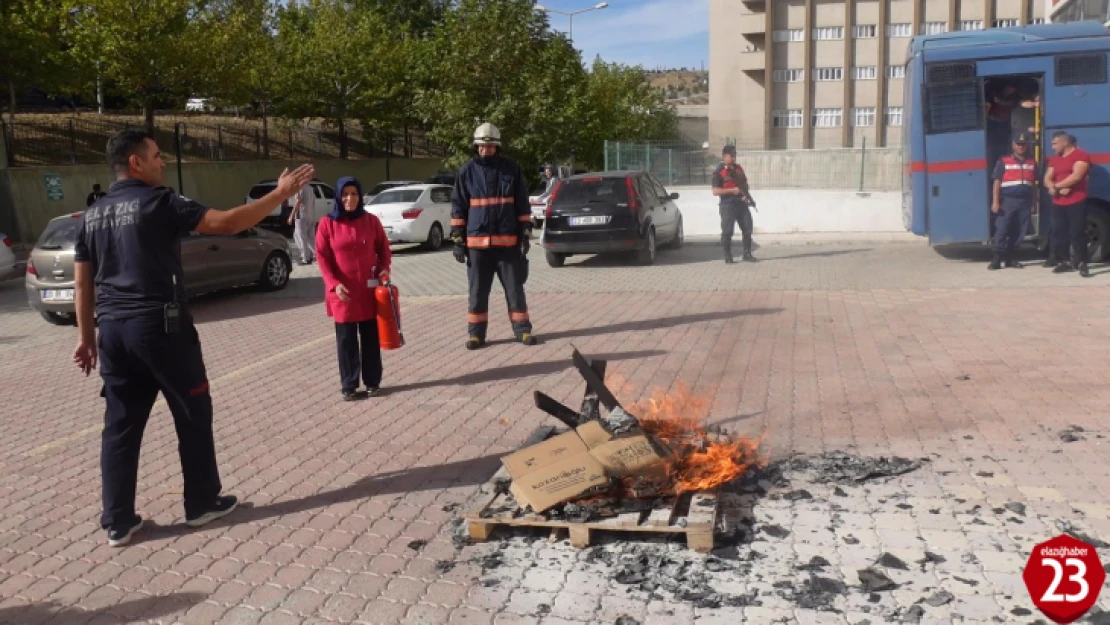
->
[375,274,404,350]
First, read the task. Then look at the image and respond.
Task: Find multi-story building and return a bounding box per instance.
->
[1048,0,1110,25]
[709,0,1047,151]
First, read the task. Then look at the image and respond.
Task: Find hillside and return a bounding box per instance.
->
[645,69,709,102]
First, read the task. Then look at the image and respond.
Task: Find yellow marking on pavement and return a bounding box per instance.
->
[26,333,333,457]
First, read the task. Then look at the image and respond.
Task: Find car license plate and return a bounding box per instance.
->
[569,216,610,226]
[42,289,74,302]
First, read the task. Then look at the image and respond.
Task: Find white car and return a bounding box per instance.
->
[365,184,452,250]
[245,180,335,234]
[0,233,17,280]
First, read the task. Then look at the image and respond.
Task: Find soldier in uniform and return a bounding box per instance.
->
[711,145,757,263]
[989,132,1037,270]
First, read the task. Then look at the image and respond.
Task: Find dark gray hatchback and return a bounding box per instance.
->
[540,171,683,267]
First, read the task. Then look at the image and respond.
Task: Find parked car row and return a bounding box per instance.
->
[25,212,293,326]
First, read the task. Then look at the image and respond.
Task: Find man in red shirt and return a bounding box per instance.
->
[1045,132,1092,277]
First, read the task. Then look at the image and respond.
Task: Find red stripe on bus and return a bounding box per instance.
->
[1090,153,1110,165]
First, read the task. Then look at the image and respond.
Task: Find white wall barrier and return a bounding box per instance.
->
[669,187,905,236]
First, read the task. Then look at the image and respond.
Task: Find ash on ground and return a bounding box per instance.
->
[451,449,1106,621]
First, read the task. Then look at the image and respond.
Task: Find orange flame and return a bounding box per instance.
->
[627,382,763,494]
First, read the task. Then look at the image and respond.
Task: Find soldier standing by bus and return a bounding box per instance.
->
[989,133,1037,270]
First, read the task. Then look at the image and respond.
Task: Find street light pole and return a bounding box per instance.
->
[533,2,609,45]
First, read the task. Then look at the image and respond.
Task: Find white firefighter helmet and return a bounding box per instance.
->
[473,123,501,147]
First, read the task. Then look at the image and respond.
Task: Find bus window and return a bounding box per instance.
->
[925,81,983,134]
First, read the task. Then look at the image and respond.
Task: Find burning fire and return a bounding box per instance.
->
[628,382,764,495]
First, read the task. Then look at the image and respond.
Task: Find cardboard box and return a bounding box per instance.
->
[502,422,668,512]
[589,435,669,477]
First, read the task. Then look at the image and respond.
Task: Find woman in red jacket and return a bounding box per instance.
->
[316,176,392,400]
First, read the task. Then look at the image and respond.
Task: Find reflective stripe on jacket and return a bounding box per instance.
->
[999,156,1036,198]
[450,155,531,248]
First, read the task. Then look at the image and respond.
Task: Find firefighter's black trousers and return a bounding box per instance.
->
[97,315,222,530]
[467,246,532,339]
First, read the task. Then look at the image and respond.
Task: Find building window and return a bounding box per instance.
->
[772,109,804,128]
[772,69,805,83]
[921,22,948,35]
[853,107,876,127]
[887,65,906,79]
[886,107,904,127]
[772,29,805,42]
[886,23,912,37]
[853,24,877,38]
[852,66,878,80]
[814,67,844,81]
[1030,18,1046,24]
[812,108,843,128]
[812,26,844,40]
[959,20,984,31]
[993,18,1019,28]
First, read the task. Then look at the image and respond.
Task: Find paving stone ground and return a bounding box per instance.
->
[1,240,1109,624]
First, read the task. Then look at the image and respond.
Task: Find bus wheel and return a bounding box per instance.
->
[1087,205,1110,263]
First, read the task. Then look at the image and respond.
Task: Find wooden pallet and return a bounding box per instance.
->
[466,467,719,553]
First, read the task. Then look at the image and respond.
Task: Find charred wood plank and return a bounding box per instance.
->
[533,391,582,429]
[571,347,622,412]
[578,357,607,422]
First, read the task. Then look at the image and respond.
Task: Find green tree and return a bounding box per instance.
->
[276,0,408,158]
[572,59,678,170]
[414,0,585,174]
[0,0,74,125]
[220,0,281,156]
[69,0,238,131]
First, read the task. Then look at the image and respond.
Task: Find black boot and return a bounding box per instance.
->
[724,247,735,264]
[988,253,1002,271]
[1004,253,1023,269]
[742,242,757,262]
[1079,263,1091,278]
[1043,251,1057,268]
[1053,262,1074,274]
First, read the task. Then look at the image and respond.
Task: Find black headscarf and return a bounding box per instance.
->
[329,176,365,221]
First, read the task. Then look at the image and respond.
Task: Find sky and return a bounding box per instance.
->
[535,0,709,70]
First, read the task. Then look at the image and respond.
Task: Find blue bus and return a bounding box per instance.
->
[903,22,1110,260]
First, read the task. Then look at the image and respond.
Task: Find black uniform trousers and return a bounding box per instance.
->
[467,246,531,339]
[98,314,221,529]
[335,320,382,392]
[992,196,1032,253]
[1052,200,1088,265]
[720,203,754,254]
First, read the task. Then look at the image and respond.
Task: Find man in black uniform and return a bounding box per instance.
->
[450,122,536,349]
[712,145,757,263]
[73,130,314,546]
[86,183,106,207]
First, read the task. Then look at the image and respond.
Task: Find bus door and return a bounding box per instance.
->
[922,62,990,245]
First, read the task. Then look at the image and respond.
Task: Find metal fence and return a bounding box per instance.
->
[0,116,446,167]
[603,139,902,191]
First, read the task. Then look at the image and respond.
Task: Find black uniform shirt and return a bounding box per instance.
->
[74,179,210,321]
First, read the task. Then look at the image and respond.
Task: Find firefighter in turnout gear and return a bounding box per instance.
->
[712,145,757,263]
[451,123,537,349]
[989,133,1038,270]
